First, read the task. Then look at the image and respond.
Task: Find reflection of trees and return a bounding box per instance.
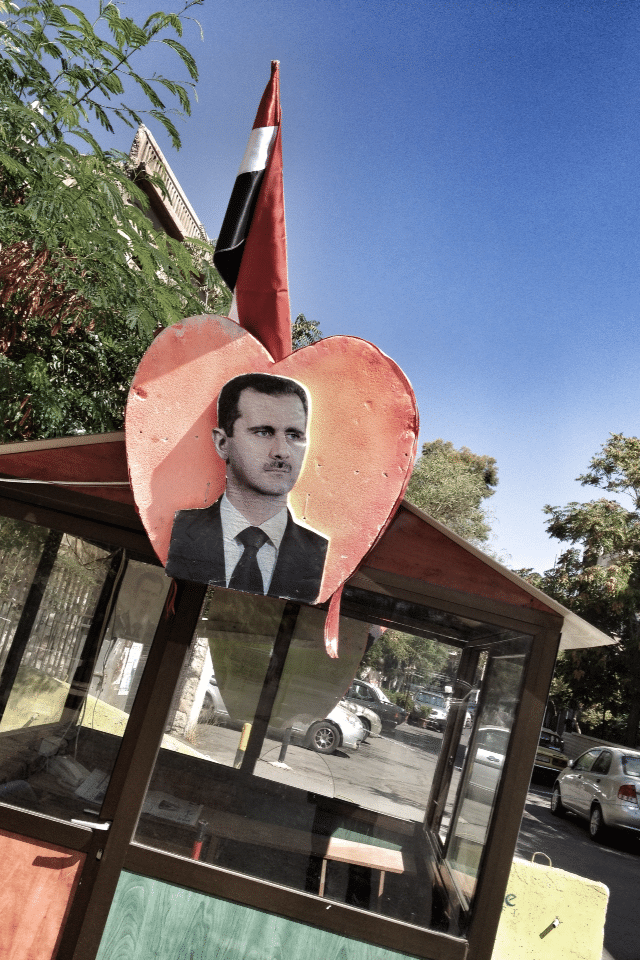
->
[0,517,110,682]
[480,642,529,726]
[361,629,454,694]
[202,596,371,729]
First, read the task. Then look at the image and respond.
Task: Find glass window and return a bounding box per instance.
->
[538,730,562,751]
[574,750,600,772]
[440,634,531,910]
[622,756,640,777]
[0,516,169,822]
[591,751,612,775]
[132,587,533,940]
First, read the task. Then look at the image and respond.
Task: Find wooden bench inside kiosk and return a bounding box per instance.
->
[203,806,417,905]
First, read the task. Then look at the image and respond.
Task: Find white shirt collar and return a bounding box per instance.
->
[220,492,288,550]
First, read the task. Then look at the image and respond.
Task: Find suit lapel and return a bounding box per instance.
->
[185,498,226,585]
[268,511,307,598]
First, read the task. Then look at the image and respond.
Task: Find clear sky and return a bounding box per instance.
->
[99,0,640,573]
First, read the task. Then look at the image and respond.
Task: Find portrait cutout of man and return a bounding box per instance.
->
[166,372,329,603]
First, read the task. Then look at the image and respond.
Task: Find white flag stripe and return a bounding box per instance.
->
[237,126,278,175]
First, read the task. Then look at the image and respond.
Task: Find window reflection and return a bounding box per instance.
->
[443,637,531,909]
[0,517,170,822]
[135,588,533,938]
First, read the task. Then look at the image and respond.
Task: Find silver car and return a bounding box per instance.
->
[304,702,366,755]
[341,699,382,739]
[467,725,509,801]
[551,745,640,842]
[414,690,449,732]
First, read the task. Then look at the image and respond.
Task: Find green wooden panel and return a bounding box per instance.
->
[96,871,424,960]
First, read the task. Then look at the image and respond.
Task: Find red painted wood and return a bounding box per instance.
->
[0,828,85,960]
[365,505,554,614]
[0,440,132,505]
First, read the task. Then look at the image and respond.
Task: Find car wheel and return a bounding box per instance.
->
[550,784,566,817]
[360,717,371,738]
[307,721,340,755]
[589,803,607,842]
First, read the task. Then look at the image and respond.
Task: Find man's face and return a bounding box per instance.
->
[214,388,308,498]
[136,578,164,608]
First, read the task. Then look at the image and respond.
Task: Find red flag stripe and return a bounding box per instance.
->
[253,60,281,127]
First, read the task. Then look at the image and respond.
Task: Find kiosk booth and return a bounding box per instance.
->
[0,432,610,960]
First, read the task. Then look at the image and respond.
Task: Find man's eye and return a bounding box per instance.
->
[286,431,305,441]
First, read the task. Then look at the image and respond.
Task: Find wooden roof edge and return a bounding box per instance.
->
[0,434,613,650]
[399,499,614,651]
[0,432,125,455]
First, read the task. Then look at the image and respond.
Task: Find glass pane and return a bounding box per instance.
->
[0,516,169,822]
[442,634,531,908]
[134,587,531,939]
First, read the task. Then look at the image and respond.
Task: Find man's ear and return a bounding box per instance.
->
[212,427,228,462]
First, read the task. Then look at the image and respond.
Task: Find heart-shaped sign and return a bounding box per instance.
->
[125,314,418,603]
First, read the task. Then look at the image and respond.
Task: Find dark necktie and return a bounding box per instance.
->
[228,527,269,593]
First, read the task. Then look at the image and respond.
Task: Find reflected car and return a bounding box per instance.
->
[467,726,509,801]
[414,690,449,732]
[304,702,366,755]
[198,673,230,726]
[345,679,407,731]
[533,727,569,781]
[341,699,382,739]
[551,745,640,842]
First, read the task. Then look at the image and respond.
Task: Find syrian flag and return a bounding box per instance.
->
[213,61,292,362]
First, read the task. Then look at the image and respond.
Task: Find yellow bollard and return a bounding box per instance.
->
[233,722,252,769]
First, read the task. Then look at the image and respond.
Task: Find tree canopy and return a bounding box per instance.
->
[518,434,640,746]
[0,0,231,441]
[405,438,499,545]
[359,628,456,704]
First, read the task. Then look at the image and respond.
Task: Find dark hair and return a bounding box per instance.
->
[217,373,309,436]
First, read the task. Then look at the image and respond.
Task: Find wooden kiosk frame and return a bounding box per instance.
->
[0,433,610,960]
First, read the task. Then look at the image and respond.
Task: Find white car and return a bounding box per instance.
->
[341,698,382,739]
[467,726,509,801]
[198,673,230,726]
[551,745,640,841]
[414,690,449,732]
[304,703,366,755]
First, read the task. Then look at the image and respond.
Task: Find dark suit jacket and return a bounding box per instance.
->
[166,498,328,604]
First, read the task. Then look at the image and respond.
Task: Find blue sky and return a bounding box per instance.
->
[90,0,640,572]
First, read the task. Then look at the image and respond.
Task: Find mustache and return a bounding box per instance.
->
[264,459,292,472]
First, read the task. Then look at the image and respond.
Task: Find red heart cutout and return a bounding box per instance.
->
[125,314,418,602]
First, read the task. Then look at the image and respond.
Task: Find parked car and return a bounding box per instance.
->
[413,690,449,732]
[304,702,366,755]
[467,725,570,801]
[533,727,569,781]
[344,679,407,731]
[467,725,509,801]
[341,699,382,739]
[551,745,640,842]
[198,673,230,726]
